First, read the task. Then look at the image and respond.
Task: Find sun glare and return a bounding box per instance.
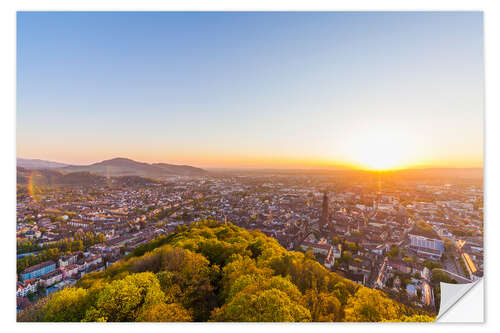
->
[354,149,408,171]
[340,129,417,171]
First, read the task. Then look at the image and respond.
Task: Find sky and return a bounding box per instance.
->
[17,12,484,170]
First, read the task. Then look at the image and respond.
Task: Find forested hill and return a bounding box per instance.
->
[18,221,436,322]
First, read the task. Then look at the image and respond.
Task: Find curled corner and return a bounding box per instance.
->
[436,279,482,321]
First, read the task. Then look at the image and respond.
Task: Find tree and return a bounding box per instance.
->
[83,272,166,322]
[346,242,358,253]
[386,246,399,258]
[212,288,311,322]
[136,303,192,322]
[344,288,399,322]
[383,314,434,322]
[431,269,457,285]
[341,250,353,263]
[96,233,106,244]
[42,288,92,322]
[304,248,315,260]
[303,289,342,321]
[423,260,442,270]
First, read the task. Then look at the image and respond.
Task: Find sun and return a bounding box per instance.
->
[354,148,407,171]
[340,129,417,171]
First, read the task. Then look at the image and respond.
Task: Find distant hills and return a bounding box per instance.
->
[17,157,208,178]
[17,158,70,169]
[17,166,160,187]
[17,167,108,187]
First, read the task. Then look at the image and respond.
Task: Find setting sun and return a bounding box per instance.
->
[354,150,408,171]
[338,129,418,171]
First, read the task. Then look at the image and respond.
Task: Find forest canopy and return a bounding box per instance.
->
[18,220,435,322]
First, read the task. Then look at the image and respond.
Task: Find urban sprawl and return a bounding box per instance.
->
[16,173,483,314]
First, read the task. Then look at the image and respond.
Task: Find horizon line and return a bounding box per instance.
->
[16,156,484,172]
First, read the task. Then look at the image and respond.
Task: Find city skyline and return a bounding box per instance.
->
[17,12,484,170]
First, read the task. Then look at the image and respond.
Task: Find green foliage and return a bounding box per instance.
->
[211,275,311,322]
[19,220,435,322]
[458,257,471,279]
[17,248,60,273]
[423,259,442,270]
[346,241,358,252]
[341,250,353,263]
[382,314,435,322]
[344,288,400,322]
[130,235,172,258]
[386,245,400,258]
[431,269,458,285]
[136,303,192,322]
[17,231,107,273]
[17,239,42,254]
[42,288,92,322]
[303,289,342,321]
[83,272,166,322]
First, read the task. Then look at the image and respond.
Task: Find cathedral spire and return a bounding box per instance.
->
[320,191,329,228]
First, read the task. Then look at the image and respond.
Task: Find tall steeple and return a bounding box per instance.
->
[320,191,329,228]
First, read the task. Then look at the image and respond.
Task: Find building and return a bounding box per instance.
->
[20,260,56,281]
[59,253,78,267]
[406,284,418,297]
[408,225,444,261]
[300,241,332,256]
[324,246,336,269]
[68,220,93,229]
[61,264,78,279]
[332,244,342,258]
[16,280,38,297]
[39,269,63,287]
[387,258,412,274]
[46,279,77,296]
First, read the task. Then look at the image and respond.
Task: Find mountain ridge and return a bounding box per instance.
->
[17,158,70,169]
[17,157,208,178]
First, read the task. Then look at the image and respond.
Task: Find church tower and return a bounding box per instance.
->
[320,192,329,228]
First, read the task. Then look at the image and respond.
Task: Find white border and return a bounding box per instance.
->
[2,1,498,332]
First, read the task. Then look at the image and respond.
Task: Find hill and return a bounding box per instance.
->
[18,221,435,322]
[17,158,70,169]
[17,168,106,187]
[17,167,159,187]
[62,157,208,177]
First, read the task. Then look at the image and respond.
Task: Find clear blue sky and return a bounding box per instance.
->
[17,12,484,169]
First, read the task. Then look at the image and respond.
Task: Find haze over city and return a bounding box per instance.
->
[17,12,484,170]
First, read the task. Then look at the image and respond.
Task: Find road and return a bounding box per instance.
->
[374,257,388,289]
[422,280,433,307]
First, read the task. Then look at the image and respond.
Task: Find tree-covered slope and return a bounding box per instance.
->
[18,220,436,322]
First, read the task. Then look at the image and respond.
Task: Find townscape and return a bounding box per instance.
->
[16,160,484,316]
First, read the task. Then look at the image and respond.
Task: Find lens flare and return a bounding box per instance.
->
[27,171,41,202]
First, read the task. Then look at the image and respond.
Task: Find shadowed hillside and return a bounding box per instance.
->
[16,167,159,187]
[62,158,208,177]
